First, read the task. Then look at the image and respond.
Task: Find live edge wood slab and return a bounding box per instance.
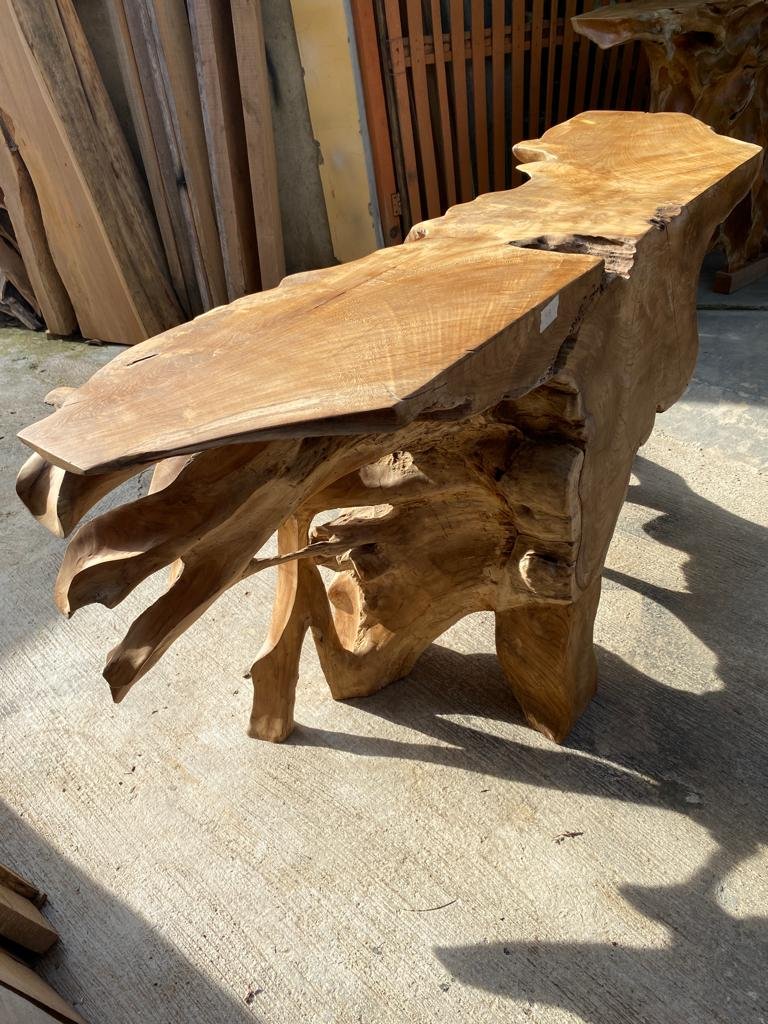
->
[574,0,768,293]
[16,112,761,745]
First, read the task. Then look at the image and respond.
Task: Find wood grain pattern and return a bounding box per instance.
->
[430,0,457,208]
[231,0,285,290]
[350,0,404,243]
[574,0,768,273]
[20,241,599,473]
[558,0,580,122]
[0,864,45,909]
[0,884,58,954]
[529,0,545,138]
[112,0,204,316]
[544,0,560,129]
[188,0,260,301]
[406,0,441,217]
[0,0,182,343]
[0,113,76,335]
[384,0,423,224]
[16,112,760,747]
[0,949,85,1024]
[144,0,228,309]
[491,0,505,191]
[18,113,757,475]
[470,0,490,195]
[510,0,526,184]
[105,0,197,317]
[449,0,475,201]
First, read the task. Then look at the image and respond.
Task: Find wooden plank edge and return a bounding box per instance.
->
[713,253,768,294]
[0,865,46,909]
[0,949,87,1024]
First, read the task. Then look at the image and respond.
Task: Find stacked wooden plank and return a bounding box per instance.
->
[0,863,86,1023]
[0,0,284,344]
[0,112,75,335]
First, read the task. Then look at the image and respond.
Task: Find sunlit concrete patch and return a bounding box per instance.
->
[660,308,768,467]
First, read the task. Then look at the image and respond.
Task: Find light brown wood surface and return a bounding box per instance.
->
[574,0,768,272]
[19,244,600,473]
[143,0,228,310]
[0,949,86,1024]
[231,0,285,290]
[0,986,65,1024]
[188,0,260,301]
[0,0,183,343]
[0,864,46,909]
[0,114,76,335]
[19,112,758,475]
[16,112,761,746]
[106,0,200,318]
[0,883,58,954]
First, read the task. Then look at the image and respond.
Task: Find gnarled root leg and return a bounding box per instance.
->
[314,573,470,701]
[249,518,313,742]
[494,578,601,742]
[304,467,511,702]
[249,548,463,741]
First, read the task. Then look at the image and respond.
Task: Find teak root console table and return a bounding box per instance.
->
[574,0,768,293]
[16,112,761,744]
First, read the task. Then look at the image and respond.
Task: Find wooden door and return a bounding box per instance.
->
[352,0,649,238]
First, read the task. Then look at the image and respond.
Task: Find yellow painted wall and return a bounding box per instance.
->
[290,0,379,262]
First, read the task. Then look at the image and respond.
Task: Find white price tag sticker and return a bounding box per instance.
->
[539,295,559,332]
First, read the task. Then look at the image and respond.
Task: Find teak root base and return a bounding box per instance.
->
[16,112,762,745]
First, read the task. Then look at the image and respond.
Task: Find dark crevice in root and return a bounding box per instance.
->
[650,204,683,230]
[507,234,637,278]
[0,281,43,330]
[125,352,159,367]
[519,271,606,402]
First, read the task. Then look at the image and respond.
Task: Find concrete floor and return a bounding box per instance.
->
[1,267,766,1024]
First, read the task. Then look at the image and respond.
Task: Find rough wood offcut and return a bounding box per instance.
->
[0,112,76,335]
[574,0,768,292]
[0,862,81,1023]
[16,112,761,745]
[0,949,86,1024]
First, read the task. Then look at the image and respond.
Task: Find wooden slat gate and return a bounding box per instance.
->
[352,0,649,241]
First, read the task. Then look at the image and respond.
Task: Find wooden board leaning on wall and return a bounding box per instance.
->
[0,0,287,342]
